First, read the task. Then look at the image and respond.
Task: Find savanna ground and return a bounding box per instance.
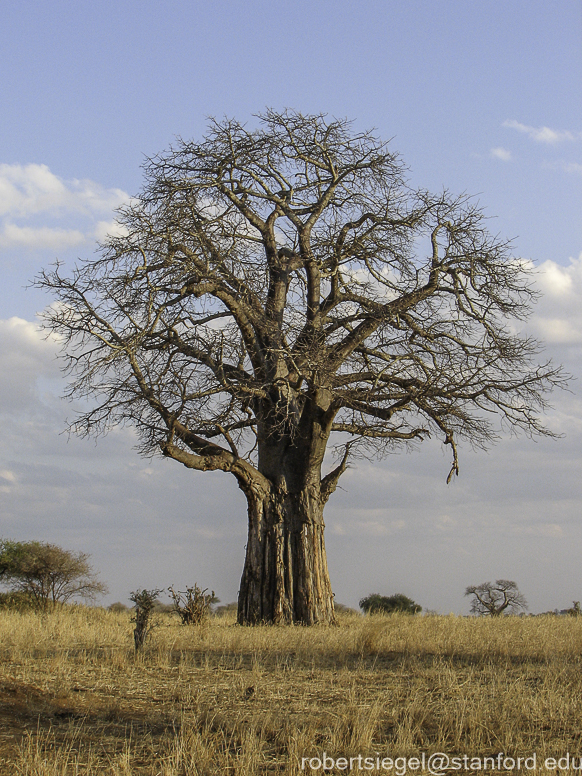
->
[1,607,582,775]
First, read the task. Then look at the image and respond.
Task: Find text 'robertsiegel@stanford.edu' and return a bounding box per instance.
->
[300,752,582,773]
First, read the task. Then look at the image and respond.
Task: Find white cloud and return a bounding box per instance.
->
[490,147,512,162]
[0,164,129,218]
[528,253,582,344]
[94,219,129,243]
[0,223,86,250]
[503,120,578,144]
[536,259,576,297]
[0,163,131,256]
[0,316,61,411]
[533,318,582,345]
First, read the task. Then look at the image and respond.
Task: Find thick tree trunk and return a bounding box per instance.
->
[237,484,335,625]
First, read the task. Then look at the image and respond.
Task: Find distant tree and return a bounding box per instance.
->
[359,593,421,615]
[130,588,163,651]
[37,109,566,625]
[152,600,175,613]
[0,539,108,610]
[566,601,581,617]
[108,601,130,613]
[214,601,239,617]
[465,580,527,616]
[333,602,358,614]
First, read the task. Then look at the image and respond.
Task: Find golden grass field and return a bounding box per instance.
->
[1,606,582,774]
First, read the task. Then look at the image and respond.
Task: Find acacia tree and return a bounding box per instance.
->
[465,580,528,616]
[0,539,108,610]
[37,110,564,625]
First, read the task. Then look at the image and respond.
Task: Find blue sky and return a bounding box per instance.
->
[0,0,581,613]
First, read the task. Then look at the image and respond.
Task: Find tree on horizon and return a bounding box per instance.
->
[465,580,528,616]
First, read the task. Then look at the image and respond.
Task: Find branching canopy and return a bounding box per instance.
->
[465,579,528,616]
[37,110,565,492]
[0,539,107,609]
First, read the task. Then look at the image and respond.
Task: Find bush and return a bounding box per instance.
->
[168,585,219,625]
[130,589,162,651]
[359,593,422,615]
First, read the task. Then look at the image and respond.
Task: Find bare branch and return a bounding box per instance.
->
[35,110,566,515]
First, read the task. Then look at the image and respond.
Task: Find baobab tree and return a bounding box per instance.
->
[37,110,564,624]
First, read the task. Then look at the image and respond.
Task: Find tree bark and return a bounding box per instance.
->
[237,483,335,625]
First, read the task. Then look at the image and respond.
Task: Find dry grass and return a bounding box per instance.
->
[1,607,582,774]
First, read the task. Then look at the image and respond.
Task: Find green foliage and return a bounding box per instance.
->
[0,539,29,577]
[359,593,422,615]
[0,538,108,610]
[168,584,219,625]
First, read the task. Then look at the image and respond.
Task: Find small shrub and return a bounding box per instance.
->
[130,589,162,651]
[359,593,422,615]
[168,584,218,625]
[566,601,581,616]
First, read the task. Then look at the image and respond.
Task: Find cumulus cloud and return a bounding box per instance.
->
[93,219,130,243]
[0,164,129,218]
[0,316,61,411]
[528,253,582,344]
[0,223,86,251]
[490,147,512,162]
[0,163,130,256]
[503,120,578,144]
